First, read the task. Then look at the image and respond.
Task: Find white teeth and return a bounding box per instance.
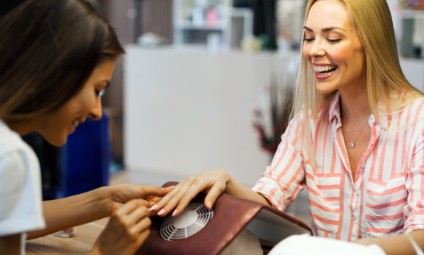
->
[314,65,337,73]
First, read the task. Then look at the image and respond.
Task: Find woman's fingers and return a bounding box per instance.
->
[204,182,226,209]
[123,201,152,249]
[169,184,204,216]
[124,204,150,226]
[151,171,228,217]
[132,216,151,235]
[112,199,151,233]
[150,180,185,209]
[141,185,173,198]
[94,199,153,255]
[115,199,147,217]
[155,178,204,216]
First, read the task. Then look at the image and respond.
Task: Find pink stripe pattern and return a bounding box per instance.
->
[252,93,424,240]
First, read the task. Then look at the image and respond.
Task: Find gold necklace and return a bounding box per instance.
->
[345,122,368,149]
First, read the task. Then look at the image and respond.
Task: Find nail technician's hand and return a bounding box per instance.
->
[90,199,151,255]
[151,169,230,217]
[99,184,172,214]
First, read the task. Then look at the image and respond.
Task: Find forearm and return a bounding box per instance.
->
[356,230,424,255]
[27,187,110,239]
[225,177,271,206]
[0,234,20,255]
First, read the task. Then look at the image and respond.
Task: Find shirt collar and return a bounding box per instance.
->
[327,92,377,128]
[328,92,341,124]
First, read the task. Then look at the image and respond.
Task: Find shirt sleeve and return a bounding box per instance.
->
[252,115,306,211]
[0,148,45,236]
[404,123,424,232]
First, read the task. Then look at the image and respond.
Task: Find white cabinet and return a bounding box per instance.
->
[123,46,292,186]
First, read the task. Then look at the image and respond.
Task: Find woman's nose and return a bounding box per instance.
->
[89,98,103,120]
[309,40,325,57]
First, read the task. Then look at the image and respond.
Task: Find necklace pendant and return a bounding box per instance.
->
[350,142,355,148]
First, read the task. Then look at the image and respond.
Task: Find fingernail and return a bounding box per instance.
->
[172,209,178,217]
[158,209,165,216]
[149,205,157,211]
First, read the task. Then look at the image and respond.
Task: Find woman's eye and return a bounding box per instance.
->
[304,37,314,43]
[328,38,341,43]
[96,88,106,97]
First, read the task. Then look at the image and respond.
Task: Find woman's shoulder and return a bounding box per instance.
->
[403,96,424,115]
[411,95,424,104]
[388,96,424,130]
[0,120,33,158]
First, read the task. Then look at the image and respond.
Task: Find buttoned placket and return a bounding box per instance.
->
[355,114,382,239]
[346,114,380,240]
[351,166,364,239]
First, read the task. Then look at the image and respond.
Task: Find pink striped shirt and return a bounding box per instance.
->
[252,93,424,240]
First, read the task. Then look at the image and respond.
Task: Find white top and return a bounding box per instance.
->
[0,120,45,253]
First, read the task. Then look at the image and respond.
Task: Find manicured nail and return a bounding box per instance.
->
[158,209,165,216]
[172,209,178,217]
[149,205,157,211]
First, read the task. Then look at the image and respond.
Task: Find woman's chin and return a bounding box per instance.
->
[43,135,68,147]
[315,85,337,95]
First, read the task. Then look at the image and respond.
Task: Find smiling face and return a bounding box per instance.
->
[302,0,366,95]
[33,59,116,146]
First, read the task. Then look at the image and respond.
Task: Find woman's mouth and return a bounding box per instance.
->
[313,65,339,79]
[68,121,79,134]
[314,65,338,74]
[70,118,86,133]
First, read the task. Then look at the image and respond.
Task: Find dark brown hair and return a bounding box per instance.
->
[0,0,125,122]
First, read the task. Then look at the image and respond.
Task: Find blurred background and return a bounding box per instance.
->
[4,0,424,218]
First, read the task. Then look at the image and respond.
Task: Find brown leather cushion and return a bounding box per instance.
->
[137,182,311,255]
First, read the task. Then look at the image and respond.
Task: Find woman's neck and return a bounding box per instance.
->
[5,119,35,136]
[339,88,371,121]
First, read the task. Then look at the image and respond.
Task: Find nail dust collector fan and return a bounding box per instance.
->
[159,202,214,241]
[137,182,311,255]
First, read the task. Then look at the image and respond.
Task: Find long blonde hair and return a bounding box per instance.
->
[292,0,423,157]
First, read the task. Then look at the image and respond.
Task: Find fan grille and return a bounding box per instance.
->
[159,203,214,241]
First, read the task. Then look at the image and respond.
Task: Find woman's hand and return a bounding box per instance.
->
[29,184,171,240]
[98,184,172,215]
[90,199,152,255]
[151,169,230,217]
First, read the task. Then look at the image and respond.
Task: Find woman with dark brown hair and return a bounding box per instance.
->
[0,1,169,254]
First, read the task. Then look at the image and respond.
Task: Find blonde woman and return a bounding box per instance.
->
[153,0,424,254]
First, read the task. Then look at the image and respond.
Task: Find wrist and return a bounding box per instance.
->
[221,172,235,194]
[92,186,114,216]
[354,237,374,246]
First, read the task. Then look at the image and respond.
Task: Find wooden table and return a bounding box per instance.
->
[26,218,108,254]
